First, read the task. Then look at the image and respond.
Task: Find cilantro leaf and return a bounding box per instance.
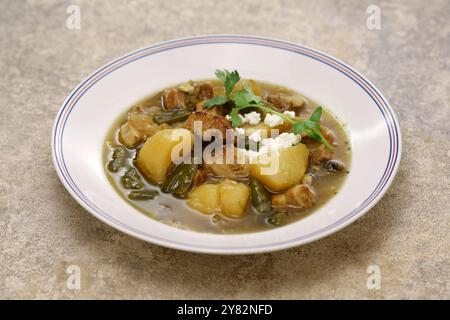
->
[292,107,332,149]
[231,82,262,108]
[228,108,245,127]
[203,95,229,109]
[309,106,323,122]
[204,69,240,109]
[214,69,227,82]
[215,69,240,96]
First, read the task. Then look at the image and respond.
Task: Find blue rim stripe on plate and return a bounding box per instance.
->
[52,35,400,251]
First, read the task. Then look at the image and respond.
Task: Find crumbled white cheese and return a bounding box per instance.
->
[278,133,301,148]
[243,111,261,125]
[259,132,301,154]
[238,132,301,162]
[275,132,302,147]
[283,110,296,118]
[264,113,284,127]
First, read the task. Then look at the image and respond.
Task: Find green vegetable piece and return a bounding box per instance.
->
[128,190,159,200]
[267,212,288,226]
[309,106,323,122]
[203,95,229,109]
[153,109,191,124]
[250,176,273,214]
[215,69,240,96]
[292,107,332,149]
[231,82,262,107]
[120,167,144,189]
[161,163,199,198]
[227,108,245,127]
[107,146,127,172]
[204,69,241,109]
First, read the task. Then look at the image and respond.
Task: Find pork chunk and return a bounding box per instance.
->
[203,147,249,179]
[309,144,333,164]
[163,88,187,110]
[198,83,214,100]
[302,125,335,163]
[183,111,231,137]
[271,184,315,208]
[267,94,305,111]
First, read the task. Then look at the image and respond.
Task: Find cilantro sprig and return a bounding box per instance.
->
[204,69,333,149]
[215,69,240,96]
[292,108,333,148]
[203,69,240,109]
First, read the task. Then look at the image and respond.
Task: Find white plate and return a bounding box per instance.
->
[52,35,401,254]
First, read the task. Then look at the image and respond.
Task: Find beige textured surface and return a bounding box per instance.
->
[1,0,449,299]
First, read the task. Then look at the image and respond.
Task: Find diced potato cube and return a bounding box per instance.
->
[187,179,250,218]
[250,144,309,191]
[218,179,250,218]
[136,128,193,184]
[187,184,220,214]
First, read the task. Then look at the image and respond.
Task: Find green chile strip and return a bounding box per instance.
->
[128,190,159,200]
[161,163,199,198]
[120,167,144,189]
[267,212,288,226]
[154,109,191,124]
[249,177,273,214]
[107,146,127,172]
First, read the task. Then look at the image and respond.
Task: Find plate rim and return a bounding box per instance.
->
[51,34,402,255]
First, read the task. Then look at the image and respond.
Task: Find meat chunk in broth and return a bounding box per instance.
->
[163,88,187,110]
[119,105,168,148]
[267,93,305,112]
[198,83,214,100]
[204,146,249,179]
[303,125,335,164]
[271,184,316,208]
[309,144,333,164]
[183,111,232,137]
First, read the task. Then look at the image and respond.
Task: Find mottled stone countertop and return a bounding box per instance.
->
[1,0,449,299]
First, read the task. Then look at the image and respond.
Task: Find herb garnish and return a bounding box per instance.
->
[204,69,333,149]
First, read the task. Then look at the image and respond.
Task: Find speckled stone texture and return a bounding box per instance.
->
[1,0,449,299]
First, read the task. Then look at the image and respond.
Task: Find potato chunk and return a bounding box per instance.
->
[187,179,250,218]
[187,184,220,214]
[218,179,250,218]
[136,128,193,184]
[250,144,309,191]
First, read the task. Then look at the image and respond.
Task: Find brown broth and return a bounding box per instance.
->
[104,80,351,234]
